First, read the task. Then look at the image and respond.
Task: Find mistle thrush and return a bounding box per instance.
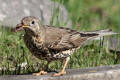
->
[14,16,117,76]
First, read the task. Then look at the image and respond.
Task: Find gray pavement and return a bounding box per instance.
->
[1,65,120,80]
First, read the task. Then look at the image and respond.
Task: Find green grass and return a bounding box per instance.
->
[0,0,120,75]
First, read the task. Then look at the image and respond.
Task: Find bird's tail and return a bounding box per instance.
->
[90,29,117,37]
[80,29,118,39]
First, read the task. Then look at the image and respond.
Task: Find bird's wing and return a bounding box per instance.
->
[50,33,88,50]
[50,34,74,50]
[44,26,99,51]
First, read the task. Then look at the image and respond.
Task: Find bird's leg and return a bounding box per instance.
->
[53,57,70,76]
[32,61,50,76]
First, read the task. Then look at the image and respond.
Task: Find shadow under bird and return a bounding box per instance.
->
[14,16,117,76]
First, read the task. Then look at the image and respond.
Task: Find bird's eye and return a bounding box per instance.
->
[31,21,35,25]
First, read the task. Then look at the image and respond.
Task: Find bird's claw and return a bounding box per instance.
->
[32,70,47,76]
[52,71,66,77]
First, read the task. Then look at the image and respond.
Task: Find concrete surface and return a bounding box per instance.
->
[1,64,120,80]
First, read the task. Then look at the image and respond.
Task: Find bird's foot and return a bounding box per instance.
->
[52,71,66,77]
[32,70,47,76]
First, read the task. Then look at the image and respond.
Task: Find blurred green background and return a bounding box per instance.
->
[53,0,120,31]
[0,0,120,75]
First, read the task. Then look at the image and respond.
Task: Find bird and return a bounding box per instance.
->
[14,16,117,76]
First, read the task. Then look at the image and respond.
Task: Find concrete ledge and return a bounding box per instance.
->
[1,65,120,80]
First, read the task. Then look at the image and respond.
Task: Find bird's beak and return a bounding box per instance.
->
[13,23,29,32]
[22,25,29,28]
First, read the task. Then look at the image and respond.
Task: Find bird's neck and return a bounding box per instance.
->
[25,26,46,40]
[25,28,37,37]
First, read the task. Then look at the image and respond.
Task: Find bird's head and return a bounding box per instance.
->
[14,16,41,36]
